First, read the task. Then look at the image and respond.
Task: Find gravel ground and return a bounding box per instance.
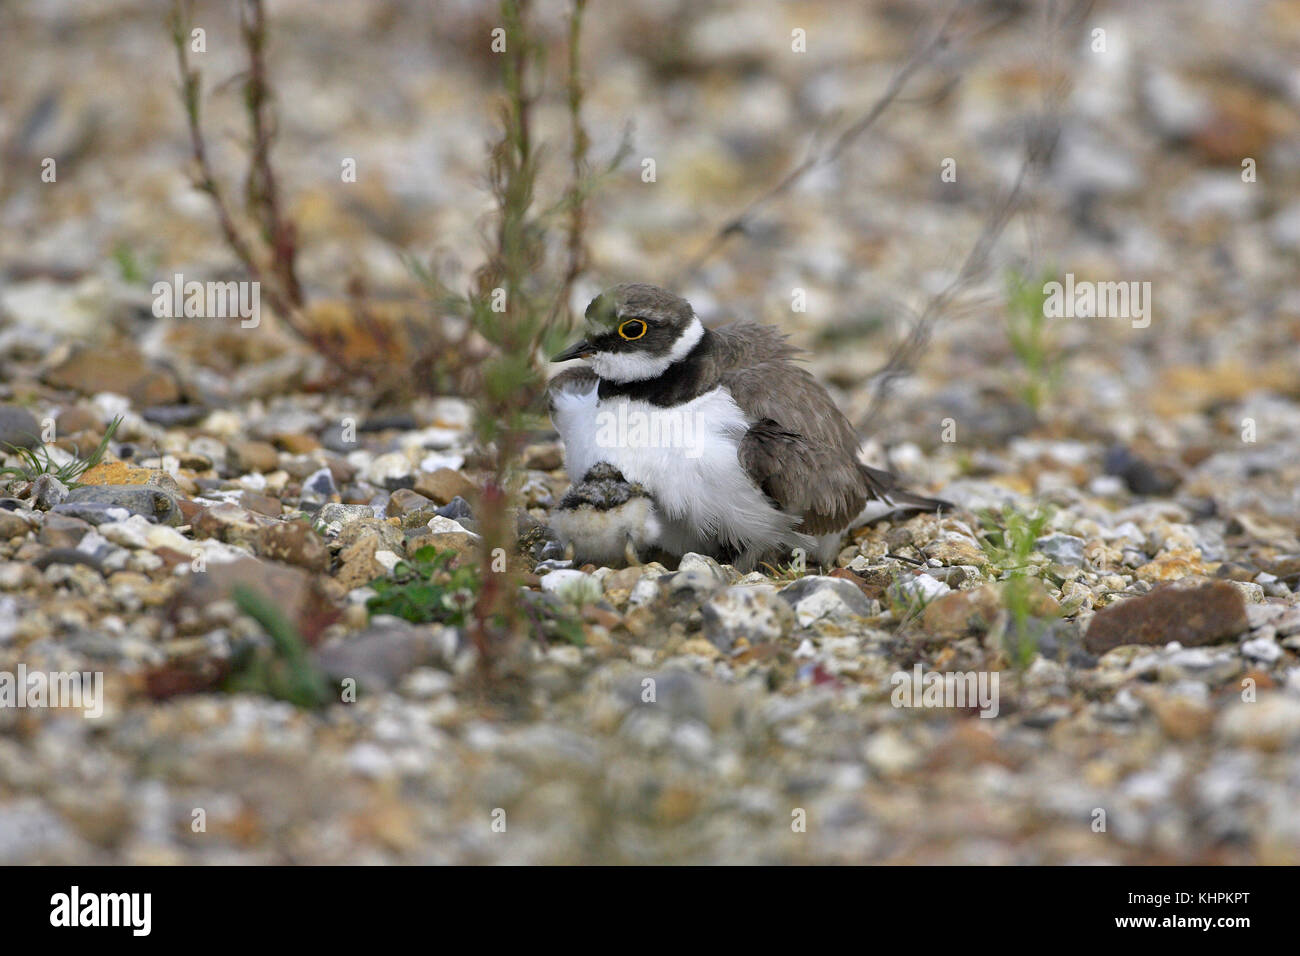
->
[1,0,1299,863]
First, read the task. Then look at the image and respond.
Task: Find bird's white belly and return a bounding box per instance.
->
[551,383,802,557]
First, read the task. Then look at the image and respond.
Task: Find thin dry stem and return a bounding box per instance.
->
[673,0,973,284]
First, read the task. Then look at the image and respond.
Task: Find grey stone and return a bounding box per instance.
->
[48,502,128,528]
[1036,533,1085,566]
[1218,695,1300,748]
[539,569,602,605]
[30,474,69,510]
[315,621,458,691]
[612,669,743,729]
[1246,604,1286,630]
[780,575,878,625]
[1240,635,1281,664]
[435,496,473,521]
[31,547,106,573]
[61,485,181,525]
[1226,581,1266,605]
[702,584,794,651]
[299,466,339,508]
[317,502,378,528]
[888,572,952,606]
[677,552,730,585]
[141,404,207,427]
[662,567,726,601]
[364,452,414,491]
[0,405,41,450]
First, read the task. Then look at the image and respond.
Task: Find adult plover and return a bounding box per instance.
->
[548,283,946,569]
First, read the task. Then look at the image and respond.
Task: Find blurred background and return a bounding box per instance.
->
[4,0,1298,448]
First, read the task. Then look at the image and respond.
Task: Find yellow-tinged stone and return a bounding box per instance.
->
[621,606,655,638]
[602,588,631,608]
[990,473,1034,495]
[924,537,989,567]
[1153,362,1296,416]
[654,786,699,824]
[1137,687,1214,741]
[679,637,721,659]
[1135,549,1211,583]
[78,461,156,486]
[678,150,747,202]
[1083,759,1118,788]
[300,298,427,366]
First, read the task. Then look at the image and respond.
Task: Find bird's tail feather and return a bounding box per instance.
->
[860,464,953,512]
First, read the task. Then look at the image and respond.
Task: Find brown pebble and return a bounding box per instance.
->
[1084,580,1248,654]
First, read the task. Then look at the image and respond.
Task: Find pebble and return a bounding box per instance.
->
[316,621,455,691]
[1035,533,1085,566]
[255,520,330,572]
[780,575,879,626]
[677,552,730,584]
[628,576,661,606]
[922,585,1000,638]
[702,585,794,651]
[662,567,725,602]
[365,452,414,490]
[1084,581,1247,654]
[385,488,433,517]
[317,503,379,529]
[227,440,280,475]
[1217,695,1300,750]
[191,502,266,547]
[62,485,181,526]
[888,572,952,605]
[299,466,339,506]
[1240,635,1281,664]
[413,467,475,505]
[0,511,32,539]
[434,496,472,521]
[44,344,180,405]
[539,570,602,606]
[425,515,474,537]
[30,474,69,510]
[36,512,90,548]
[0,405,42,449]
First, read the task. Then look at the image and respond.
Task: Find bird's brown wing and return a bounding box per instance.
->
[719,333,885,535]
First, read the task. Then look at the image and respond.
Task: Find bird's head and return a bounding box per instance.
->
[551,283,703,382]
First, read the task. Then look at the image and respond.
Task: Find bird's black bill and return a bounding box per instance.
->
[551,339,594,362]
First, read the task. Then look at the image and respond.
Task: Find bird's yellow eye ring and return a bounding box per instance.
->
[618,319,647,341]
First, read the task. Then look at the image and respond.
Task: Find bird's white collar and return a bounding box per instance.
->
[588,317,704,383]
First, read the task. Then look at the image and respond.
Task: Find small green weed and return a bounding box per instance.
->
[111,242,152,284]
[0,416,123,488]
[1004,267,1063,412]
[225,585,333,708]
[366,546,480,626]
[977,505,1059,669]
[976,504,1053,573]
[1001,576,1042,670]
[367,545,586,646]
